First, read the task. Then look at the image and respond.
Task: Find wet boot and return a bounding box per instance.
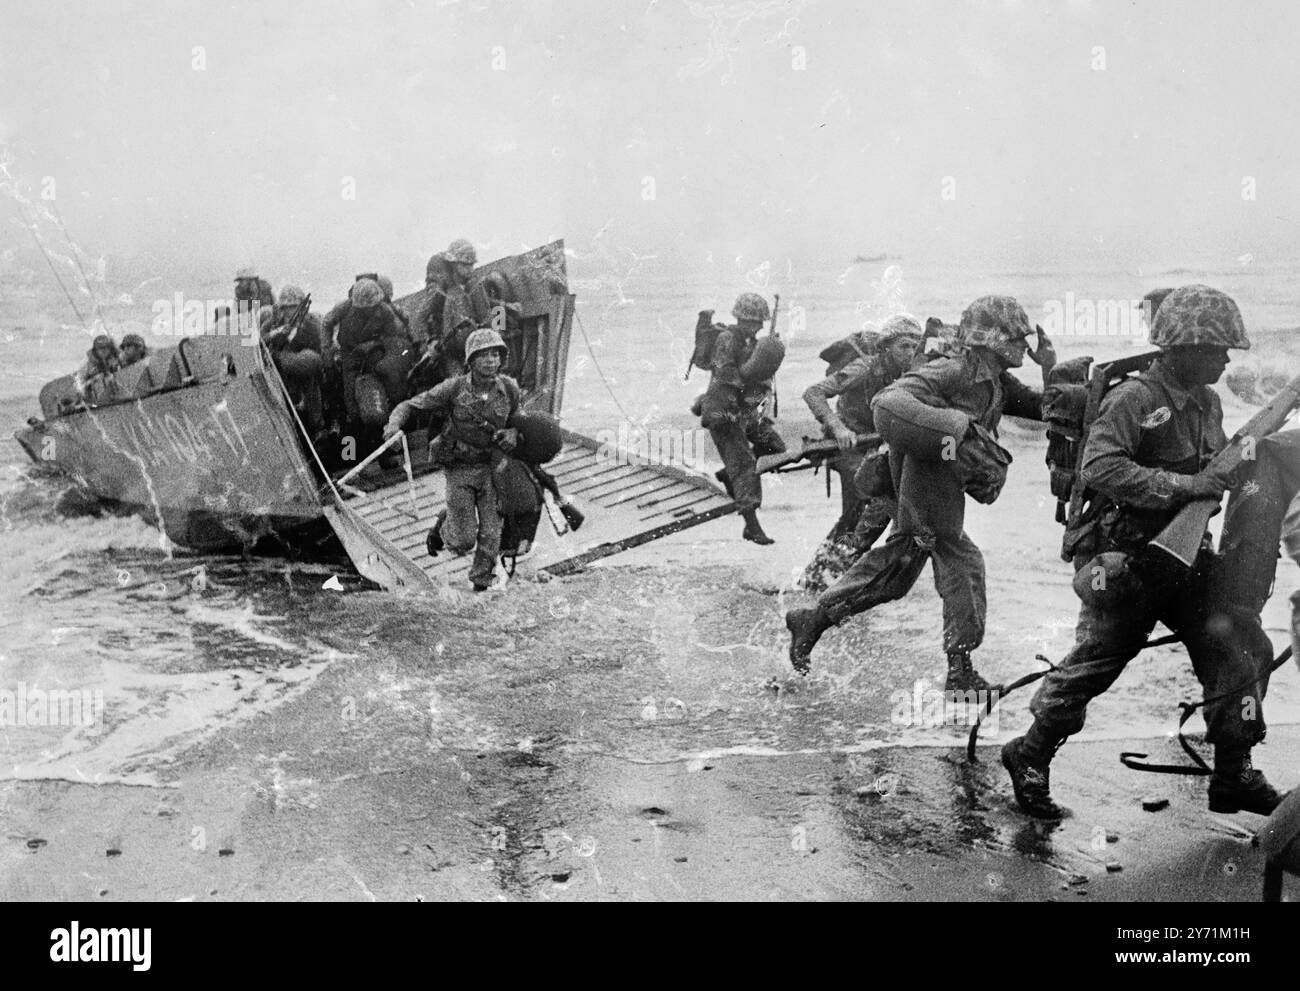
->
[785,605,831,675]
[741,509,774,545]
[1001,725,1064,819]
[944,650,992,695]
[1208,748,1283,815]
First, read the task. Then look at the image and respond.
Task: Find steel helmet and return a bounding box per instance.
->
[731,292,771,323]
[278,285,306,307]
[1149,285,1251,350]
[235,267,257,281]
[444,239,478,266]
[377,275,394,301]
[349,278,383,310]
[958,295,1032,348]
[878,313,924,345]
[464,327,507,364]
[120,332,146,350]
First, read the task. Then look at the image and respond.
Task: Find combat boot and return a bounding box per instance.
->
[1001,733,1063,819]
[1209,750,1283,815]
[786,605,831,674]
[944,650,991,694]
[715,468,735,499]
[741,509,774,545]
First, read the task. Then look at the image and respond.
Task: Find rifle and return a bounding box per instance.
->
[1145,369,1300,576]
[264,293,313,350]
[756,432,879,475]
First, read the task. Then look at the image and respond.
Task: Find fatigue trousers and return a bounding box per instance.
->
[444,463,502,588]
[707,415,785,513]
[818,449,986,653]
[1030,556,1270,749]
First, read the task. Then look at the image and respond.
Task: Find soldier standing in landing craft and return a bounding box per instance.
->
[1003,285,1281,820]
[695,292,787,544]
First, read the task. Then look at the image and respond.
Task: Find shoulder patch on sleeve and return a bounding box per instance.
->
[1139,406,1172,429]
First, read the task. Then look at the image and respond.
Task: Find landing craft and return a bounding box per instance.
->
[14,241,735,590]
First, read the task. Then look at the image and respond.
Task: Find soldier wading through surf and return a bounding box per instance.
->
[785,296,1055,695]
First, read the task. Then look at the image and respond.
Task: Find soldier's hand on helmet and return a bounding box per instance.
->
[832,424,857,451]
[493,427,519,453]
[1027,325,1057,368]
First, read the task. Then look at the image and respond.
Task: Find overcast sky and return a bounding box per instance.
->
[2,0,1297,290]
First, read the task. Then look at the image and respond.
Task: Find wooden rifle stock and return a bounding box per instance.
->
[1146,368,1300,574]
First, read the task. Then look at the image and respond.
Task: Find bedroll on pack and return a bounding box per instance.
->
[354,373,389,426]
[871,391,971,461]
[687,310,726,378]
[740,335,786,382]
[508,410,564,465]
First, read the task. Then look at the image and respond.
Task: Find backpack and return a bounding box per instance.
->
[818,331,880,376]
[687,310,727,378]
[1052,350,1160,539]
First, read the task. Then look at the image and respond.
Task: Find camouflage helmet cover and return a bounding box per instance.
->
[731,292,771,323]
[120,332,146,349]
[278,285,306,307]
[377,275,394,300]
[444,239,478,266]
[464,327,508,364]
[878,313,924,345]
[958,295,1032,348]
[1149,284,1250,350]
[349,278,383,310]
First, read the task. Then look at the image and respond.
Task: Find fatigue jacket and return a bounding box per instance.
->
[389,373,521,463]
[1071,358,1225,555]
[710,326,774,413]
[804,351,906,436]
[878,348,1042,435]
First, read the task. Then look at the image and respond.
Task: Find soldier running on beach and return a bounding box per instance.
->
[1003,286,1282,819]
[799,314,923,591]
[785,296,1051,694]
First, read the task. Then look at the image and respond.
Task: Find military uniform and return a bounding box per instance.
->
[702,324,785,513]
[1005,284,1280,819]
[817,347,1041,651]
[787,296,1041,688]
[1029,359,1266,747]
[260,295,325,435]
[801,320,921,589]
[388,370,521,589]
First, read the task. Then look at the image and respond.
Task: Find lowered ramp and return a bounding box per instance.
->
[341,429,735,587]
